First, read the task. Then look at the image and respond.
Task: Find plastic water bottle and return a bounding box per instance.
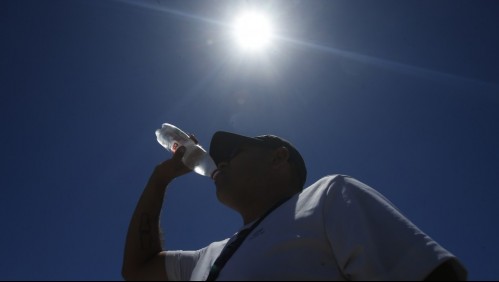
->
[155,123,217,178]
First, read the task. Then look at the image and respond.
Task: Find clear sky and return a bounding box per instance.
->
[1,0,498,280]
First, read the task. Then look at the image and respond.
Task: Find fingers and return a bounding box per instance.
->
[172,146,186,162]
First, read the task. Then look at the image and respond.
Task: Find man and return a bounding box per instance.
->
[122,131,467,281]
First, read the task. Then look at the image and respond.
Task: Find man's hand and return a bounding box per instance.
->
[149,134,199,187]
[149,146,191,187]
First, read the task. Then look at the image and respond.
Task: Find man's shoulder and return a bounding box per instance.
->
[292,174,358,218]
[302,174,376,199]
[303,174,351,191]
[297,174,347,202]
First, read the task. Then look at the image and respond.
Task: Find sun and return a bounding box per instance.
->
[233,11,274,52]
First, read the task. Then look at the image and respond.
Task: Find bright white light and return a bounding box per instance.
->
[233,11,274,52]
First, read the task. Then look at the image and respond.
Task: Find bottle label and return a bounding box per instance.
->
[171,141,180,152]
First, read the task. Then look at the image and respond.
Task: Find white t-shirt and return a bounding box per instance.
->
[165,175,467,281]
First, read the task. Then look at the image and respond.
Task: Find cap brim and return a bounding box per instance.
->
[210,131,266,166]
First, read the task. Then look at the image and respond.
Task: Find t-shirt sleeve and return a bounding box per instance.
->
[164,249,204,281]
[323,175,467,281]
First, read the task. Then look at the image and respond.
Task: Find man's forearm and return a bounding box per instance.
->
[122,174,170,279]
[123,148,191,280]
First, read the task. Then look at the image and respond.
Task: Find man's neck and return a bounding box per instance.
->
[240,192,295,225]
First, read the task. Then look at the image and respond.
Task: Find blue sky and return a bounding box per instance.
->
[1,0,498,280]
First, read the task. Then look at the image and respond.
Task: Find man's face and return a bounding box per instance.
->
[213,144,274,208]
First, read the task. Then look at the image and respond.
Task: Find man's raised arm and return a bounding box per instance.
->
[122,147,191,281]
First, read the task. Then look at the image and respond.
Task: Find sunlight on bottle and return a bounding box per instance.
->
[233,11,274,52]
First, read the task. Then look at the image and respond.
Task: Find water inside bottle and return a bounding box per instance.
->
[183,145,217,177]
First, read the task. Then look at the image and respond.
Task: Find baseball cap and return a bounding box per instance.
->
[209,131,307,189]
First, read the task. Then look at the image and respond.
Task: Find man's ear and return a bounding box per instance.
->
[272,146,290,168]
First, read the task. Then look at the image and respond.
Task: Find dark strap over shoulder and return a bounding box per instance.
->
[206,196,292,281]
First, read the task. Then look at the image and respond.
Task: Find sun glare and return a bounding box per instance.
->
[233,11,274,52]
